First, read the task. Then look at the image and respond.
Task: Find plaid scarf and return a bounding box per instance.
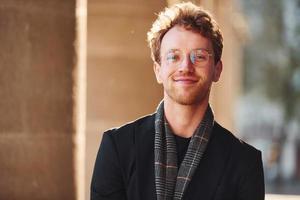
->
[154,101,214,200]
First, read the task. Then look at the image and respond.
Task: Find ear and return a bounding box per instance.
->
[213,60,223,82]
[153,62,163,84]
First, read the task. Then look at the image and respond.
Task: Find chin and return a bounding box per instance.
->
[164,84,211,106]
[169,92,208,106]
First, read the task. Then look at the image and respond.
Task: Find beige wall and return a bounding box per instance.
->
[0,0,78,199]
[86,1,166,199]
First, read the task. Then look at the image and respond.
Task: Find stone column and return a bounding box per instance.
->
[0,0,84,199]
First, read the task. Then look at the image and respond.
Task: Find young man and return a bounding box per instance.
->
[91,2,264,200]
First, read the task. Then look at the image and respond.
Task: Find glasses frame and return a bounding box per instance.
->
[161,48,213,67]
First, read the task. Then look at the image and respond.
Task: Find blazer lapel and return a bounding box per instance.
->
[135,114,156,200]
[183,123,233,200]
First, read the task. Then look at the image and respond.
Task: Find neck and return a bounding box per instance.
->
[164,96,209,138]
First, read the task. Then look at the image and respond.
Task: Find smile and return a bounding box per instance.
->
[173,78,198,85]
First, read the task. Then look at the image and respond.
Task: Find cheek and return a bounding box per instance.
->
[159,67,169,80]
[157,70,168,84]
[203,66,215,77]
[195,67,208,76]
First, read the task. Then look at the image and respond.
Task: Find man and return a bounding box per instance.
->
[91,2,264,200]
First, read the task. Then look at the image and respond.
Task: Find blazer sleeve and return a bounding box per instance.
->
[90,131,127,200]
[237,151,265,200]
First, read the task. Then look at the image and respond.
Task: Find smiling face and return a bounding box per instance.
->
[154,25,222,106]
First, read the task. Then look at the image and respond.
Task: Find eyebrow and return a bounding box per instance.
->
[166,49,180,53]
[194,48,210,51]
[166,48,210,52]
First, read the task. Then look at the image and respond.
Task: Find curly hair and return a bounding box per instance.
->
[147,2,223,64]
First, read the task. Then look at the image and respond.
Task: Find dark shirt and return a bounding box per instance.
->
[174,134,191,166]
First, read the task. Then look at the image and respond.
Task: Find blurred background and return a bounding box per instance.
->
[0,0,299,200]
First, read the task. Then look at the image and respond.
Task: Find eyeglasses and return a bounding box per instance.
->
[162,48,213,67]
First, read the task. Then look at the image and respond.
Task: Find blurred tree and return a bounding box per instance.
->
[238,0,300,194]
[241,0,300,122]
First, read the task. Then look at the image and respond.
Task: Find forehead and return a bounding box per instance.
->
[160,25,212,53]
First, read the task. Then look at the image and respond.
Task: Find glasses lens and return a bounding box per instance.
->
[165,50,182,65]
[190,49,209,66]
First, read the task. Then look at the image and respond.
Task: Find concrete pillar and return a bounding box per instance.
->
[86,0,165,199]
[0,0,82,199]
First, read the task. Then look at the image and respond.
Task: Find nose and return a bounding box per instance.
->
[178,54,195,73]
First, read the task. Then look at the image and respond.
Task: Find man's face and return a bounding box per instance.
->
[154,25,222,106]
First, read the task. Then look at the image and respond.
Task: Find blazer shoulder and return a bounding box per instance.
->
[211,123,265,199]
[212,122,263,181]
[213,122,261,158]
[100,113,155,173]
[103,113,155,142]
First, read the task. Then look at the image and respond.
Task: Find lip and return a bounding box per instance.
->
[173,77,198,84]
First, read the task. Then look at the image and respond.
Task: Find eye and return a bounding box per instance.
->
[192,50,209,63]
[196,54,205,59]
[166,52,180,63]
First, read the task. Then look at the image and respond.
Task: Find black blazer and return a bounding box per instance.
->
[91,114,265,200]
